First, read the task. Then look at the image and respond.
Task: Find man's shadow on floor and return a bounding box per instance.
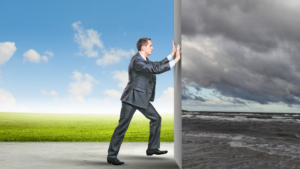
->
[79,154,178,168]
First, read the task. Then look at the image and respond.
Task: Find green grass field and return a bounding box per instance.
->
[0,112,174,142]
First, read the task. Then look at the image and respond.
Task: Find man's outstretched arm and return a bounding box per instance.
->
[151,40,181,67]
[136,43,181,74]
[135,56,170,74]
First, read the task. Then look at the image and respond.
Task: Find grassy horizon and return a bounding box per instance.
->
[0,112,174,142]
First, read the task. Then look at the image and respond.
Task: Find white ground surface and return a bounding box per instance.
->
[0,142,178,169]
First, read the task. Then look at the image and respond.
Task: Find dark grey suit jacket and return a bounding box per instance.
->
[120,52,171,109]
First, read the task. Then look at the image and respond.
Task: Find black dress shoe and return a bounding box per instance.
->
[146,149,168,156]
[107,157,124,165]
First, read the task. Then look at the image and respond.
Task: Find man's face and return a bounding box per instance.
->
[143,40,153,56]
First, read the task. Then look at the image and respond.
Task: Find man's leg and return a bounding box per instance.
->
[137,102,161,150]
[108,102,137,159]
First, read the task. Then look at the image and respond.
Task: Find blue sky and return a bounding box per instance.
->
[0,0,175,113]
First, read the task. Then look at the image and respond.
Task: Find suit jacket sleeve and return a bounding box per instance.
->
[154,57,170,64]
[134,56,170,74]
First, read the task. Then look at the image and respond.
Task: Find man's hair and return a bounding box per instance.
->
[137,37,151,51]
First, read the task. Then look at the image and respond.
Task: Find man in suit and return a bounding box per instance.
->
[107,37,181,165]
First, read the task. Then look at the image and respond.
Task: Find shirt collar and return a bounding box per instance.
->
[139,52,147,61]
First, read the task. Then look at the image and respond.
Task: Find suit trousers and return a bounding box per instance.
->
[107,101,161,158]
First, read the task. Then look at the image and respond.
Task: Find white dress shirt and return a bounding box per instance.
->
[139,53,176,68]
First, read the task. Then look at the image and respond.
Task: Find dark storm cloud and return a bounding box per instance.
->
[212,83,300,106]
[182,0,300,106]
[182,83,206,102]
[182,0,300,53]
[231,98,246,105]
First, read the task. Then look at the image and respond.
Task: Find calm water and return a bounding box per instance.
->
[182,112,300,169]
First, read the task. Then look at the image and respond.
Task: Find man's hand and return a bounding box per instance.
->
[175,44,181,63]
[170,40,176,57]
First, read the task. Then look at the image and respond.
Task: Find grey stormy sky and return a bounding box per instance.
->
[182,0,300,112]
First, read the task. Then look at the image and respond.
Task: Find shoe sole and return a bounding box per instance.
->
[107,161,124,165]
[146,153,167,156]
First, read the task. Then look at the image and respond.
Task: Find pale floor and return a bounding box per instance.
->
[0,142,178,169]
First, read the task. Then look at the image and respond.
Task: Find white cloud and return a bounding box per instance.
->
[102,70,127,100]
[0,42,16,65]
[49,90,58,96]
[72,21,135,66]
[41,89,58,96]
[103,89,122,99]
[203,98,223,105]
[23,49,40,63]
[151,87,174,114]
[70,70,83,81]
[112,70,128,89]
[0,88,16,108]
[41,89,48,95]
[0,89,31,113]
[68,70,98,102]
[72,21,104,57]
[23,49,48,63]
[42,56,48,62]
[96,48,135,67]
[44,51,54,57]
[157,87,174,103]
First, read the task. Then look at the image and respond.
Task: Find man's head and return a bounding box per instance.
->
[137,37,153,56]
